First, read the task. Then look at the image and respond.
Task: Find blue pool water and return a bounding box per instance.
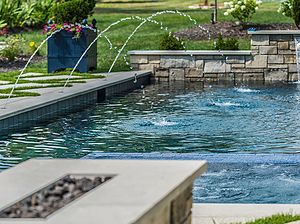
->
[1,81,300,203]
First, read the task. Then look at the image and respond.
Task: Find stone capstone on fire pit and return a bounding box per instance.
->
[0,175,112,218]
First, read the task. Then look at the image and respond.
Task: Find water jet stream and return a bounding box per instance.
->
[62,10,209,89]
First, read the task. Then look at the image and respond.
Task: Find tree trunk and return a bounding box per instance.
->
[214,0,217,21]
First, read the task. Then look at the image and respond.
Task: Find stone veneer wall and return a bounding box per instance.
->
[143,184,193,224]
[128,30,300,83]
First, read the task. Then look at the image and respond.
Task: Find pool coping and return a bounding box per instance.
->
[82,152,300,164]
[0,71,151,135]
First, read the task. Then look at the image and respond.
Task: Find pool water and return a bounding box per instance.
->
[1,81,300,203]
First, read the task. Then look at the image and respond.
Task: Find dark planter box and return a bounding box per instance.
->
[47,28,97,73]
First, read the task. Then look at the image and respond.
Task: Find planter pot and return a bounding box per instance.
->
[47,28,97,73]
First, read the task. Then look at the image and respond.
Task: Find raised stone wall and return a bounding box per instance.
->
[128,30,300,83]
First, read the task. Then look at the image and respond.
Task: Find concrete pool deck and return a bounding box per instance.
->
[192,203,300,224]
[0,70,151,135]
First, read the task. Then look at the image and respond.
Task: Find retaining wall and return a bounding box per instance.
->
[128,30,300,83]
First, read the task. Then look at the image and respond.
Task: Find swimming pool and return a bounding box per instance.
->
[1,81,300,203]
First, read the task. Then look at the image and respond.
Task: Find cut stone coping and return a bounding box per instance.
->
[82,152,300,164]
[21,73,44,77]
[0,81,10,85]
[0,83,51,89]
[0,159,207,224]
[127,50,251,56]
[22,75,81,81]
[248,30,300,35]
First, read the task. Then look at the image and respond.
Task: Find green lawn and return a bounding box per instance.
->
[0,0,296,74]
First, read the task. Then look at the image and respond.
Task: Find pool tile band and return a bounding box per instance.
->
[82,152,300,164]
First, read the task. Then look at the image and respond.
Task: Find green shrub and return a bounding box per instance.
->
[213,33,239,50]
[0,0,56,28]
[1,35,25,61]
[51,0,96,24]
[277,0,293,18]
[278,0,300,29]
[159,32,184,50]
[30,0,59,25]
[223,0,262,24]
[292,0,300,28]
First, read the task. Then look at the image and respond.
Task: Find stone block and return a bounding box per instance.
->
[159,77,169,82]
[189,77,204,82]
[213,55,225,60]
[231,64,245,68]
[144,203,170,224]
[278,50,294,55]
[130,55,148,64]
[268,64,288,69]
[243,73,264,81]
[204,60,226,73]
[246,55,267,68]
[268,55,283,64]
[226,56,245,64]
[160,56,194,68]
[251,46,259,50]
[289,73,298,82]
[284,55,296,63]
[270,41,277,46]
[169,68,185,81]
[171,185,193,224]
[204,73,218,78]
[265,69,288,82]
[196,55,213,60]
[130,63,139,70]
[155,68,169,77]
[234,73,243,81]
[288,64,298,73]
[149,55,160,64]
[259,46,277,55]
[195,60,204,69]
[185,68,202,78]
[270,34,293,41]
[225,63,231,73]
[278,41,289,50]
[181,212,192,224]
[251,35,269,46]
[140,64,155,73]
[218,73,234,80]
[289,41,295,50]
[233,68,264,73]
[251,49,259,55]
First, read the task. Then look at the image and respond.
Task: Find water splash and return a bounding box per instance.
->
[63,10,205,88]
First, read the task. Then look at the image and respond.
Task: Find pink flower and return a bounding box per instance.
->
[64,23,68,25]
[44,25,47,29]
[41,30,45,34]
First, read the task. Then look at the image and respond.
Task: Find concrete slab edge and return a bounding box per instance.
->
[82,152,300,164]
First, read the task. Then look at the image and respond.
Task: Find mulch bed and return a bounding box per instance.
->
[174,20,298,40]
[0,54,46,73]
